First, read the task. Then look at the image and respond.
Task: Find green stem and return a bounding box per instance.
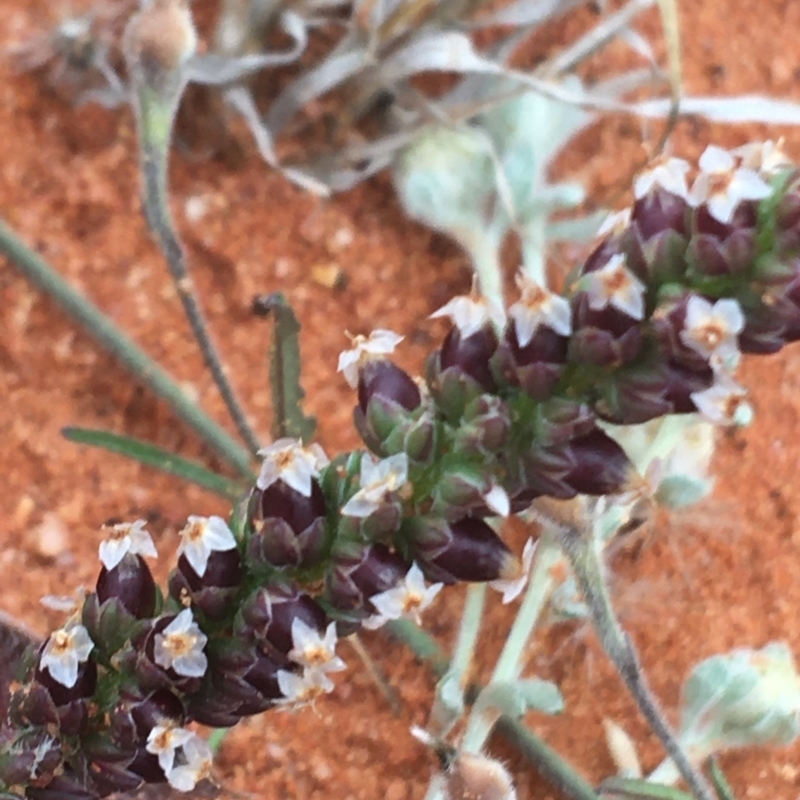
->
[0,218,254,480]
[451,583,486,675]
[134,83,262,456]
[387,618,600,800]
[555,519,715,800]
[461,534,561,752]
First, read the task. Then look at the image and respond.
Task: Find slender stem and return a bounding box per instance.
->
[387,617,600,800]
[0,218,254,480]
[461,535,561,752]
[555,521,716,800]
[135,89,263,455]
[451,583,486,676]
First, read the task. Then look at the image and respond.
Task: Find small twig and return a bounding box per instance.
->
[0,217,254,480]
[551,509,716,800]
[124,0,262,456]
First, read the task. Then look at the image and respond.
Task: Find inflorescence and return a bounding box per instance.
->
[3,142,800,798]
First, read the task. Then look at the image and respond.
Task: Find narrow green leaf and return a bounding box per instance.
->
[62,427,245,500]
[598,777,696,800]
[260,293,317,442]
[708,758,738,800]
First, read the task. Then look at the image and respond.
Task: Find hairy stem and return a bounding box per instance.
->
[387,617,601,800]
[554,514,715,800]
[135,87,262,455]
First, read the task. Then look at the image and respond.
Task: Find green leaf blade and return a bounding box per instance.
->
[262,293,317,442]
[62,427,245,500]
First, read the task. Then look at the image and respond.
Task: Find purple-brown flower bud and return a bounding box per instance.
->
[403,516,517,585]
[686,204,758,280]
[563,429,634,496]
[33,654,97,736]
[594,356,713,424]
[0,730,62,788]
[494,324,568,401]
[427,324,500,423]
[354,359,436,463]
[237,583,328,660]
[247,480,327,570]
[621,190,690,286]
[326,543,410,616]
[169,548,243,620]
[452,394,510,455]
[96,553,157,621]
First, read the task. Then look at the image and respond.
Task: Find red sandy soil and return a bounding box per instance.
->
[2,1,800,799]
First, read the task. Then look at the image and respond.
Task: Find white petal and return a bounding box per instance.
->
[98,537,129,571]
[164,608,194,636]
[341,489,379,518]
[483,484,510,517]
[699,145,734,173]
[731,169,772,201]
[172,650,208,678]
[128,522,158,559]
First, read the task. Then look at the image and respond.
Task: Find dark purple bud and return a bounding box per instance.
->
[0,731,62,787]
[247,480,327,570]
[494,324,568,401]
[631,187,690,241]
[563,429,634,496]
[439,326,499,392]
[35,652,96,710]
[326,543,409,614]
[237,584,328,659]
[452,394,510,454]
[169,548,243,620]
[129,689,185,738]
[594,356,713,424]
[358,359,421,414]
[430,466,505,520]
[569,293,644,367]
[685,204,758,280]
[405,516,518,585]
[127,748,167,785]
[96,553,157,620]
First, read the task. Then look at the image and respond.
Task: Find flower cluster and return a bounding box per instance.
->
[4,142,800,798]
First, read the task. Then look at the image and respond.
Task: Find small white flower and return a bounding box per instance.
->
[341,453,409,518]
[362,563,443,629]
[257,438,329,496]
[177,515,236,578]
[98,519,157,571]
[490,538,536,604]
[430,293,506,338]
[581,253,646,320]
[691,374,752,426]
[596,207,632,239]
[508,274,572,346]
[154,609,208,678]
[732,140,791,177]
[288,619,346,675]
[633,156,691,201]
[680,295,744,362]
[277,668,336,706]
[483,484,510,517]
[40,624,94,688]
[337,329,404,388]
[146,724,212,792]
[689,144,772,224]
